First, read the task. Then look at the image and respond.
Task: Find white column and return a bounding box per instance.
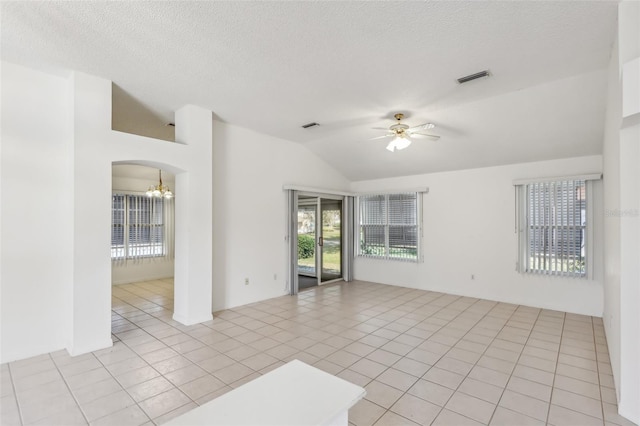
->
[173,105,214,325]
[616,2,640,422]
[618,60,640,425]
[70,72,113,355]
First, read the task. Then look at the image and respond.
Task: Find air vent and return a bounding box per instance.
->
[457,70,491,84]
[301,122,320,129]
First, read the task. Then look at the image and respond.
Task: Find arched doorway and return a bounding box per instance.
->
[110,163,176,335]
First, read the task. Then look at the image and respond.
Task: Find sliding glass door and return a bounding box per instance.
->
[297,202,317,278]
[320,198,342,283]
[297,195,343,288]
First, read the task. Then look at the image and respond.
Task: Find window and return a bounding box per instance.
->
[111,194,165,259]
[358,192,420,261]
[516,179,589,277]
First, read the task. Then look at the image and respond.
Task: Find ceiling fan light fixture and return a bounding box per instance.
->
[375,112,439,152]
[386,135,412,152]
[395,135,412,150]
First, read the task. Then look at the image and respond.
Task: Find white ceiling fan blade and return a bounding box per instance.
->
[407,123,435,132]
[369,134,393,140]
[371,127,391,131]
[410,132,440,140]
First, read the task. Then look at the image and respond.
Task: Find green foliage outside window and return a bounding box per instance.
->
[298,234,315,259]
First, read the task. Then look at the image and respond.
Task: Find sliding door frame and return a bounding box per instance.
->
[318,195,344,286]
[286,188,354,295]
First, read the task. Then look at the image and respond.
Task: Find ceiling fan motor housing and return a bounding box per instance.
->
[390,123,409,135]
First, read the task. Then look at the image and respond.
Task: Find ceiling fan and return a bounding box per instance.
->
[371,113,440,152]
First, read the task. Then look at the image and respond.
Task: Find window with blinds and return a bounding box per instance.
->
[518,180,587,277]
[358,192,419,261]
[111,194,165,259]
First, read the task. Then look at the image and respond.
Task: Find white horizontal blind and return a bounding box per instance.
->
[359,194,386,257]
[111,194,166,260]
[388,193,418,260]
[525,180,586,277]
[112,194,126,258]
[358,192,419,261]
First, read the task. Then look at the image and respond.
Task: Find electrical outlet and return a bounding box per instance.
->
[244,278,249,285]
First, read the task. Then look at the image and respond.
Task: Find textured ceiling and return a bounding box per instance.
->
[1,1,618,181]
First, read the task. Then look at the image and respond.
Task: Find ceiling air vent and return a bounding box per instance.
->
[301,122,320,129]
[457,70,491,84]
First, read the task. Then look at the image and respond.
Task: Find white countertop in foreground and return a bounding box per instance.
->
[164,359,366,426]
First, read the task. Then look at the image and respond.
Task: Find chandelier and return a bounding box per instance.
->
[146,169,173,199]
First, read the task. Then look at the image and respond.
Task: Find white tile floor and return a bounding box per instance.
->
[0,279,635,426]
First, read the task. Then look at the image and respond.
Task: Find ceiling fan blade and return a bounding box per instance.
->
[407,123,435,132]
[410,132,441,140]
[371,127,391,131]
[369,134,393,140]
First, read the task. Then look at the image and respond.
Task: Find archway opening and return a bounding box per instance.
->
[110,163,177,338]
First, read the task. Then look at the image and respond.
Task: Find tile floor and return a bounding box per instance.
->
[0,279,635,426]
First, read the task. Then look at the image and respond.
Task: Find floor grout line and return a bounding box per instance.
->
[544,310,564,426]
[3,280,620,426]
[6,363,24,426]
[594,316,607,423]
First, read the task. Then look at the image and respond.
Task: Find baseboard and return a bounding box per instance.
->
[112,275,174,285]
[68,338,113,357]
[173,312,214,326]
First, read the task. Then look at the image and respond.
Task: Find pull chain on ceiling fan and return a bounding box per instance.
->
[370,113,440,152]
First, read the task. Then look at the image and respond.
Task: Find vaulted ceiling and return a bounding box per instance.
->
[1,1,618,181]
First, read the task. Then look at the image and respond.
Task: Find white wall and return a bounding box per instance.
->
[618,117,639,425]
[603,2,640,423]
[602,36,622,402]
[1,62,215,362]
[212,121,350,312]
[111,174,175,285]
[617,1,640,422]
[351,156,604,317]
[0,63,74,362]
